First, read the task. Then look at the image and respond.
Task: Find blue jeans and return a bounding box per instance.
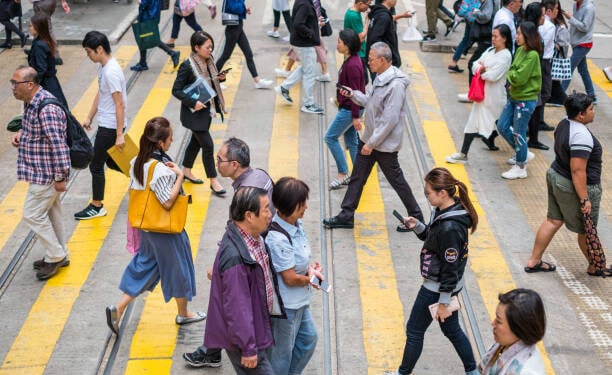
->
[561,45,595,97]
[269,306,318,375]
[452,23,471,63]
[325,108,362,175]
[496,99,537,164]
[398,286,476,374]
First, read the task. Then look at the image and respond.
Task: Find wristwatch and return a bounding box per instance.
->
[580,197,589,206]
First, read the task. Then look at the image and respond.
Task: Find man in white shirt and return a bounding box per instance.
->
[492,0,522,49]
[75,31,127,220]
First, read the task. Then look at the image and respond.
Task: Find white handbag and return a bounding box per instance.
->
[551,49,572,81]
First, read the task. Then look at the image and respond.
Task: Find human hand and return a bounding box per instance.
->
[165,161,183,176]
[194,101,207,111]
[207,266,213,280]
[115,133,125,149]
[241,354,258,369]
[437,304,452,323]
[338,87,353,98]
[11,131,21,147]
[246,6,252,14]
[82,118,92,130]
[54,180,67,192]
[61,0,70,14]
[352,118,363,131]
[360,144,372,155]
[562,10,572,19]
[581,200,592,215]
[403,216,418,229]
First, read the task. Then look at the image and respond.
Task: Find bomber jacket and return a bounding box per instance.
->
[204,221,285,357]
[224,0,247,20]
[366,4,400,67]
[412,201,472,305]
[290,0,320,47]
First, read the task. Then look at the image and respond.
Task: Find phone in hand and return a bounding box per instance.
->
[336,83,351,92]
[393,209,411,231]
[310,275,331,293]
[218,68,232,76]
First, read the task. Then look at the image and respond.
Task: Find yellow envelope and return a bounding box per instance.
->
[107,134,139,177]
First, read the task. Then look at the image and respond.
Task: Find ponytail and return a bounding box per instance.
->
[455,180,478,233]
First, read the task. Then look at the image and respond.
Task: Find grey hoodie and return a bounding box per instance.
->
[351,66,409,153]
[568,0,595,46]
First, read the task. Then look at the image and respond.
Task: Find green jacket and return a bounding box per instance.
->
[508,47,541,101]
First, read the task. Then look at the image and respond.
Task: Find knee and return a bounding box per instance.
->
[324,133,336,145]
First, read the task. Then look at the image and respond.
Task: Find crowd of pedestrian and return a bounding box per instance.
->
[5,0,612,373]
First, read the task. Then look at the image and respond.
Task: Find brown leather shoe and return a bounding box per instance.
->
[36,257,68,280]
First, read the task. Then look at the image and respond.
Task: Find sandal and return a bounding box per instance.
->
[587,267,612,277]
[524,260,556,273]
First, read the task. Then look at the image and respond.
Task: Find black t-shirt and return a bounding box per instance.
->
[551,118,602,185]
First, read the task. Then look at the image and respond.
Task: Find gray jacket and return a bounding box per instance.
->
[351,66,409,153]
[568,0,594,46]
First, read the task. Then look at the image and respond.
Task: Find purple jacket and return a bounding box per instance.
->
[204,221,285,356]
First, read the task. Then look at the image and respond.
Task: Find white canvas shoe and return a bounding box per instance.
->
[445,152,467,164]
[502,165,528,179]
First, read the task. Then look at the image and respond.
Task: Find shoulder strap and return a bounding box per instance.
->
[268,221,292,245]
[37,97,66,118]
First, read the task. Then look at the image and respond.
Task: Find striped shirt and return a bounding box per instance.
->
[17,88,71,185]
[129,159,176,204]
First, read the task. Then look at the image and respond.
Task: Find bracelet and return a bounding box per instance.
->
[580,197,589,206]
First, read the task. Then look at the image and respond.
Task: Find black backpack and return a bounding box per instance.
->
[38,98,94,169]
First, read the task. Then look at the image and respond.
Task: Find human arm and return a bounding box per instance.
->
[473,0,493,24]
[437,223,466,305]
[29,43,50,78]
[61,0,70,13]
[265,229,315,287]
[11,130,22,148]
[565,6,595,34]
[341,57,366,119]
[40,105,71,184]
[506,50,541,88]
[82,92,99,130]
[150,162,184,210]
[172,61,207,111]
[401,216,428,241]
[292,3,315,40]
[393,11,412,22]
[111,91,125,148]
[480,50,512,82]
[570,157,591,214]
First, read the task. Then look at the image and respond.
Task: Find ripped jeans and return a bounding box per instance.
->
[496,99,537,164]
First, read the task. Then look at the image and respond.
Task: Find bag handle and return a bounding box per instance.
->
[131,160,158,190]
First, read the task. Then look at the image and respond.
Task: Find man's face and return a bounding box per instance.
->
[510,0,523,13]
[251,195,272,235]
[216,144,236,178]
[367,51,384,74]
[356,1,369,12]
[84,46,101,63]
[11,71,34,101]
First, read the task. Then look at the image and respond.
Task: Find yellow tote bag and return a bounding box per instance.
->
[128,161,189,234]
[107,134,139,177]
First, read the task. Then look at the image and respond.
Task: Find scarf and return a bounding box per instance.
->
[189,51,226,117]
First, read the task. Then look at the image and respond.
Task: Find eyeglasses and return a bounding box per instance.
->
[216,156,234,164]
[10,80,32,87]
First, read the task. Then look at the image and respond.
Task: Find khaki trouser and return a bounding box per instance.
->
[426,0,452,36]
[23,183,68,263]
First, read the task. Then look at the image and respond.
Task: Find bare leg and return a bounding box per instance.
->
[175,297,198,318]
[116,293,135,320]
[285,59,295,71]
[526,218,563,268]
[209,177,223,191]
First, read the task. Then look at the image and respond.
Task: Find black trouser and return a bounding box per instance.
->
[1,19,23,42]
[549,79,567,105]
[467,41,491,85]
[170,11,202,39]
[216,20,258,78]
[139,42,174,64]
[460,131,497,155]
[337,141,423,222]
[272,9,291,31]
[90,127,122,201]
[182,130,217,178]
[528,58,552,143]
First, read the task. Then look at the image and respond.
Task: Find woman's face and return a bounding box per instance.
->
[159,128,173,152]
[29,22,37,38]
[195,39,213,60]
[337,37,348,54]
[491,29,506,50]
[550,3,559,19]
[516,27,525,47]
[423,182,446,208]
[293,201,308,219]
[492,303,520,347]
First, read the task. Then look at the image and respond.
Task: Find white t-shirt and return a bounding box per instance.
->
[97,58,127,129]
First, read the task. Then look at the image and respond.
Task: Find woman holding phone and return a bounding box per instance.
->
[172,31,226,195]
[395,167,479,375]
[325,29,365,190]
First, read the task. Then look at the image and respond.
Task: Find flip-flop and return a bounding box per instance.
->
[587,267,612,277]
[524,260,556,273]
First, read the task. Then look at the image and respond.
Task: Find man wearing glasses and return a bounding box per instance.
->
[493,0,523,47]
[10,66,71,280]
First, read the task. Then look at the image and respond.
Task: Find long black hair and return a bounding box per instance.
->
[134,117,172,186]
[518,21,542,57]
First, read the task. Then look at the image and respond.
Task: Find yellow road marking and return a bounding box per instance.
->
[0,46,138,257]
[124,51,242,372]
[587,59,612,100]
[268,57,301,180]
[0,47,182,374]
[403,50,555,374]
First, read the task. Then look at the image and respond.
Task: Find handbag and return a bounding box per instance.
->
[126,220,141,255]
[6,115,22,132]
[128,161,189,234]
[551,49,572,81]
[221,0,240,25]
[320,7,332,37]
[467,69,485,102]
[175,0,200,17]
[583,212,607,274]
[132,19,161,50]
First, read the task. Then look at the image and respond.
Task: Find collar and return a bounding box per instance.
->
[374,65,395,85]
[272,214,301,236]
[231,167,254,190]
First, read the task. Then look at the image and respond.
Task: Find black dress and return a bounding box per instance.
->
[28,38,68,107]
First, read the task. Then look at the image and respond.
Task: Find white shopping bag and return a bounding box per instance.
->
[402,18,422,42]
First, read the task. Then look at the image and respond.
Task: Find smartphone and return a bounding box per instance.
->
[218,68,232,76]
[336,83,351,92]
[310,275,331,293]
[393,209,412,231]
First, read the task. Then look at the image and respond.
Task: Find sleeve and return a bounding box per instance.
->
[569,6,595,33]
[265,230,296,272]
[568,126,593,159]
[507,51,540,87]
[367,81,405,149]
[436,223,466,301]
[220,262,258,357]
[172,61,198,108]
[556,26,570,51]
[342,61,365,118]
[412,220,428,241]
[480,50,512,82]
[351,90,368,107]
[149,164,177,204]
[106,66,125,95]
[40,104,71,176]
[29,44,50,77]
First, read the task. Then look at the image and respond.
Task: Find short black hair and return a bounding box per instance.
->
[190,30,214,53]
[82,31,111,54]
[230,187,267,221]
[272,177,310,217]
[339,29,362,56]
[498,288,546,346]
[224,137,250,167]
[565,92,593,119]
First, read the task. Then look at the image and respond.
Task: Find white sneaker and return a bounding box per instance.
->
[457,93,472,103]
[282,35,290,42]
[255,78,273,89]
[275,68,291,78]
[316,73,331,82]
[502,165,527,179]
[267,30,280,38]
[219,83,227,91]
[507,151,535,165]
[445,152,467,164]
[300,104,324,114]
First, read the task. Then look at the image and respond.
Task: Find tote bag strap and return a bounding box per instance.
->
[131,160,159,190]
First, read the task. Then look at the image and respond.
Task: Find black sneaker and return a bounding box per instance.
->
[36,257,67,280]
[33,257,70,270]
[183,349,222,368]
[448,65,464,73]
[274,85,293,104]
[171,51,180,68]
[300,104,324,114]
[422,35,436,42]
[130,62,149,71]
[323,216,354,229]
[74,203,108,220]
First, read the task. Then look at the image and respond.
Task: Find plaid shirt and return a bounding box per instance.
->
[17,88,71,185]
[237,226,275,314]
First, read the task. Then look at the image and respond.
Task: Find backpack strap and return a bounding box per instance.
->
[268,221,292,246]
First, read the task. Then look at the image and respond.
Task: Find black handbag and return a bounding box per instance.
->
[320,7,332,37]
[221,0,240,26]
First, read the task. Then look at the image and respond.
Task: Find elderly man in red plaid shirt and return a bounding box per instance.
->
[10,66,71,281]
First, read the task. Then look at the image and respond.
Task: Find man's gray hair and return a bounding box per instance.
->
[224,137,250,167]
[370,42,392,62]
[16,65,40,85]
